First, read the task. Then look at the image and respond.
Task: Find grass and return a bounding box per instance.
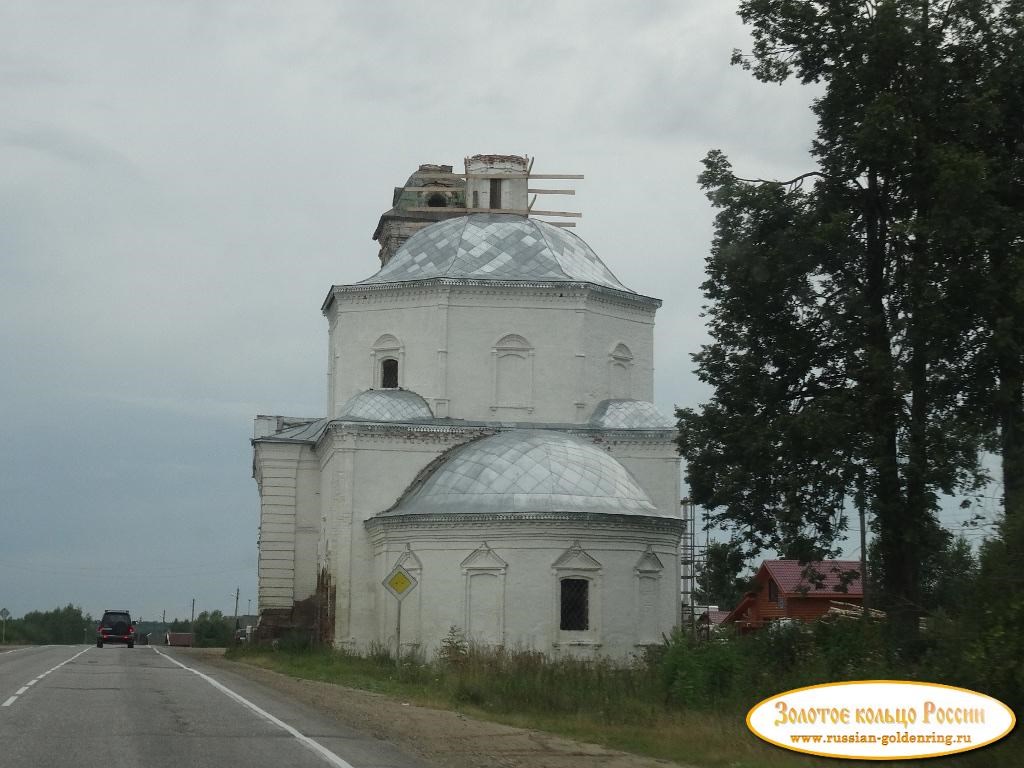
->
[224,631,1021,768]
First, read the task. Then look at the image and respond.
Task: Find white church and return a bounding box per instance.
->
[252,155,683,659]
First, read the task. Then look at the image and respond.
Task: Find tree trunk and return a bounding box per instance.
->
[861,169,915,641]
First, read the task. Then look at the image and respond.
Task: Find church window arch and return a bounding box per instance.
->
[608,342,634,399]
[491,333,534,412]
[461,543,507,646]
[552,541,602,647]
[634,546,664,645]
[371,334,404,389]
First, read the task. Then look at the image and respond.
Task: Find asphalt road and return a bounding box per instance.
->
[0,645,429,768]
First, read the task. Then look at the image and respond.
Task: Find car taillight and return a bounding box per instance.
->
[129,626,135,634]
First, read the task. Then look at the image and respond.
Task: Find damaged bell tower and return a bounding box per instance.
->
[372,154,581,266]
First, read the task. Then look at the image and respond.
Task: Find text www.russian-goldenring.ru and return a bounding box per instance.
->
[790,731,972,747]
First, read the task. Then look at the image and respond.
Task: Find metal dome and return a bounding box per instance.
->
[383,429,665,517]
[588,399,676,430]
[359,214,633,292]
[337,389,434,422]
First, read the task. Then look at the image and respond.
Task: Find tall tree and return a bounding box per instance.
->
[695,540,751,610]
[679,0,1019,644]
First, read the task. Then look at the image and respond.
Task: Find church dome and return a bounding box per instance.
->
[383,429,663,517]
[337,389,434,422]
[588,399,676,430]
[359,214,633,292]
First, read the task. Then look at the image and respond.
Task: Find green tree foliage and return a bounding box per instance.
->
[2,605,93,645]
[694,541,751,610]
[679,0,1023,645]
[192,610,233,647]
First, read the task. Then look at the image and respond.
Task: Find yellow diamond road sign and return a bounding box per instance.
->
[383,564,418,600]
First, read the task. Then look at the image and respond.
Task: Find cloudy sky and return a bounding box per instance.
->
[0,1,830,622]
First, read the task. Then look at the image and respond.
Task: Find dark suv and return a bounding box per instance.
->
[96,610,135,648]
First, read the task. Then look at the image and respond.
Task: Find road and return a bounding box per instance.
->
[0,645,429,768]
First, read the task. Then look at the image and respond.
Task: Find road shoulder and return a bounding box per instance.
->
[189,649,690,768]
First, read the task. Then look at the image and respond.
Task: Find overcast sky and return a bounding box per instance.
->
[0,1,835,622]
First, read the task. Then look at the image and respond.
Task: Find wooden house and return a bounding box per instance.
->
[722,560,863,632]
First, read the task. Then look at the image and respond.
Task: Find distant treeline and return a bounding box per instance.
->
[1,607,253,647]
[0,605,94,645]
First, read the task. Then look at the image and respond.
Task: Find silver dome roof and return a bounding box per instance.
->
[337,389,434,422]
[384,429,663,517]
[359,214,632,292]
[589,399,676,430]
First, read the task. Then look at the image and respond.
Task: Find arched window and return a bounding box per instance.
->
[371,334,403,389]
[426,192,446,208]
[491,334,534,412]
[608,342,633,398]
[552,541,602,646]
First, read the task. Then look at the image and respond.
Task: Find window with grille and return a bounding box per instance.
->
[560,578,589,631]
[381,358,398,389]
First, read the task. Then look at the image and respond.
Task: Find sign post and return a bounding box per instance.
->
[382,564,418,670]
[0,608,9,644]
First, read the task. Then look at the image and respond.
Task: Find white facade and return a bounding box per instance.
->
[323,283,656,423]
[253,158,682,659]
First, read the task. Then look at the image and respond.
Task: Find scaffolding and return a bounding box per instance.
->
[679,498,710,631]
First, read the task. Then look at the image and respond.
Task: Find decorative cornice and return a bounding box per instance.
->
[323,277,661,312]
[364,510,685,534]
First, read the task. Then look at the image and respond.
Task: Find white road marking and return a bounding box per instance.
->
[1,647,90,708]
[152,647,357,768]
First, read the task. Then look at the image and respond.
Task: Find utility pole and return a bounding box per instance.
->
[233,587,240,629]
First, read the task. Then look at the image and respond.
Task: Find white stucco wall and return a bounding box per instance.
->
[602,437,681,519]
[319,427,485,646]
[324,284,657,424]
[366,521,681,659]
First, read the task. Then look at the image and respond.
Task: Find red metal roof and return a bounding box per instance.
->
[762,560,863,596]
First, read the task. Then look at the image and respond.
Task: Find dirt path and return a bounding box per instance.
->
[193,649,692,768]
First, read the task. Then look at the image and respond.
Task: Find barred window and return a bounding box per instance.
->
[560,578,589,631]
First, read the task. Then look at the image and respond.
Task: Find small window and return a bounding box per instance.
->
[489,178,502,209]
[381,358,398,389]
[560,578,589,630]
[427,193,446,208]
[768,580,779,603]
[472,190,479,209]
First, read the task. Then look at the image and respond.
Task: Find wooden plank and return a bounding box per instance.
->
[545,222,576,228]
[410,172,584,180]
[400,186,467,193]
[406,207,581,217]
[527,188,576,195]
